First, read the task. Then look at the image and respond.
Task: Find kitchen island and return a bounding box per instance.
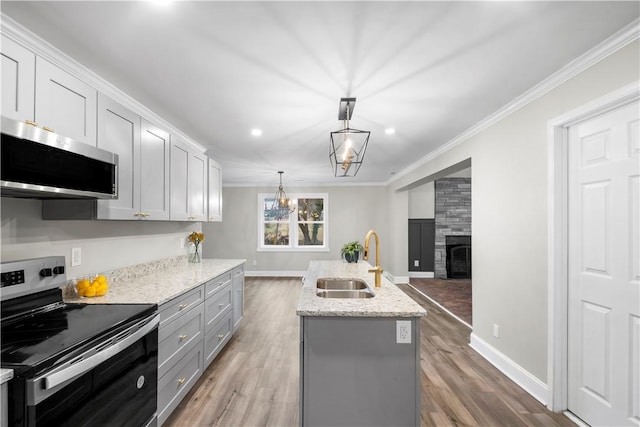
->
[297,260,426,427]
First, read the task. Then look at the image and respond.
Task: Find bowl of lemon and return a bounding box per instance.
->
[76,275,109,298]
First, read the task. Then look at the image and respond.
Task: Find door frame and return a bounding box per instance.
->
[546,81,639,411]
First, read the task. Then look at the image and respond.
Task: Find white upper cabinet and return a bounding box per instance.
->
[207,158,222,222]
[189,150,207,221]
[141,120,171,220]
[1,35,35,122]
[170,136,207,221]
[96,94,141,220]
[35,57,97,146]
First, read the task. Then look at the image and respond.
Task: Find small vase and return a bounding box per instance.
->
[344,252,359,263]
[189,246,201,263]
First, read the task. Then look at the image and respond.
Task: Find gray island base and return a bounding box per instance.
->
[297,261,426,427]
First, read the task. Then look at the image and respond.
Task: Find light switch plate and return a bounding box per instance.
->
[71,247,82,266]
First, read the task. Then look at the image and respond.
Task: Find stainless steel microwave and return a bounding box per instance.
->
[0,116,118,199]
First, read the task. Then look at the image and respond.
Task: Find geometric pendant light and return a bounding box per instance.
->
[329,97,370,177]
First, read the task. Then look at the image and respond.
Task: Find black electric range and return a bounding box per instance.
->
[1,256,159,427]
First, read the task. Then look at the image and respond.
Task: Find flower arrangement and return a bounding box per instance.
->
[188,231,205,263]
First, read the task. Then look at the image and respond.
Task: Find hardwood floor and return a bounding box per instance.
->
[164,278,574,427]
[409,278,472,326]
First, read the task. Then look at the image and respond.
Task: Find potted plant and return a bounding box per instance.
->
[341,240,363,263]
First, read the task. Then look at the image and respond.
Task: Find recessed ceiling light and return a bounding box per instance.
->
[385,128,395,135]
[251,129,263,137]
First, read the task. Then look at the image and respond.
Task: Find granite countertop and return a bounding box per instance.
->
[297,260,427,317]
[63,259,245,306]
[1,368,13,385]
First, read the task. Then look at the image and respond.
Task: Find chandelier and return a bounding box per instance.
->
[272,171,295,217]
[329,97,370,177]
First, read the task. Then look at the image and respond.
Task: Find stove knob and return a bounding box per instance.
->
[53,266,65,275]
[40,268,53,278]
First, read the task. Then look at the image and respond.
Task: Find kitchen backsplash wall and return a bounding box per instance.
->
[1,198,201,277]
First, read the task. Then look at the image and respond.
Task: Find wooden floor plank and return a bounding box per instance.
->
[164,278,575,427]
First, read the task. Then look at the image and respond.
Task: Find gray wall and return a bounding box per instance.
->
[387,41,639,382]
[201,185,390,274]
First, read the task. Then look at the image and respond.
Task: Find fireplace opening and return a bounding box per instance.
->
[446,235,471,278]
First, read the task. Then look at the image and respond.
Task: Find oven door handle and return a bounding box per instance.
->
[40,314,159,390]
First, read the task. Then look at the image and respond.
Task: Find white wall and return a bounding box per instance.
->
[408,182,434,219]
[1,198,199,276]
[202,185,389,274]
[386,41,640,383]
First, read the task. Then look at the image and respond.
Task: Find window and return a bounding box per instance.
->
[258,193,328,251]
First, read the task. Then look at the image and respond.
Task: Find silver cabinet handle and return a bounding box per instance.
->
[179,334,187,341]
[38,315,159,390]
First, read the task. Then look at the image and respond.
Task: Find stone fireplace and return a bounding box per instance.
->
[434,178,471,278]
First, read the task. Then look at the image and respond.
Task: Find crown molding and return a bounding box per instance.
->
[0,14,207,154]
[388,17,640,187]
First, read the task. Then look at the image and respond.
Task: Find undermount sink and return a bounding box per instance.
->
[316,278,368,290]
[316,289,374,299]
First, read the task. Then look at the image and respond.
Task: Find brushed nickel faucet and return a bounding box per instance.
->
[363,229,383,288]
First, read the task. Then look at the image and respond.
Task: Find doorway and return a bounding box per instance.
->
[548,83,639,426]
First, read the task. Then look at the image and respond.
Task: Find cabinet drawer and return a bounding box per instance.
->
[159,285,204,327]
[158,303,204,378]
[204,282,232,330]
[204,312,233,367]
[205,272,231,298]
[157,343,203,426]
[232,265,244,279]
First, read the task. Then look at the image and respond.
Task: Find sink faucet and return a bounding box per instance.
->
[363,229,383,288]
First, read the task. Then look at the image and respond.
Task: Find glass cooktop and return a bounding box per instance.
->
[1,302,156,376]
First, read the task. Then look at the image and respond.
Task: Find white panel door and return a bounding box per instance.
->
[1,35,35,121]
[96,94,141,220]
[568,101,640,427]
[140,120,170,220]
[35,57,97,146]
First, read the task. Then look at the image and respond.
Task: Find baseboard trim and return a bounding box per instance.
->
[408,271,435,278]
[469,333,548,405]
[245,271,305,278]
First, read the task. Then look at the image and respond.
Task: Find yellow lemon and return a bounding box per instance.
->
[96,275,107,285]
[76,279,90,291]
[84,287,97,297]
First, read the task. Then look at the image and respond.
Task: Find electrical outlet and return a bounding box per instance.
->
[396,320,411,344]
[493,324,500,338]
[180,237,185,248]
[252,259,257,266]
[71,247,82,267]
[413,260,419,267]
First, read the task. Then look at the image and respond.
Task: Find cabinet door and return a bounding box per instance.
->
[207,158,222,222]
[140,119,170,220]
[35,57,97,146]
[170,137,190,221]
[1,35,35,122]
[189,150,207,222]
[232,266,244,332]
[96,94,141,220]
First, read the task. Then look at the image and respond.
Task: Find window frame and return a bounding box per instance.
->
[257,192,329,252]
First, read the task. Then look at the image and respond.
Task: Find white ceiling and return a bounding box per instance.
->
[2,1,638,186]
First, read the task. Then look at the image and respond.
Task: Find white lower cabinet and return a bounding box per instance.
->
[157,263,245,426]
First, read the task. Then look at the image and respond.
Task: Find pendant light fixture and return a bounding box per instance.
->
[272,171,295,217]
[329,97,370,177]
